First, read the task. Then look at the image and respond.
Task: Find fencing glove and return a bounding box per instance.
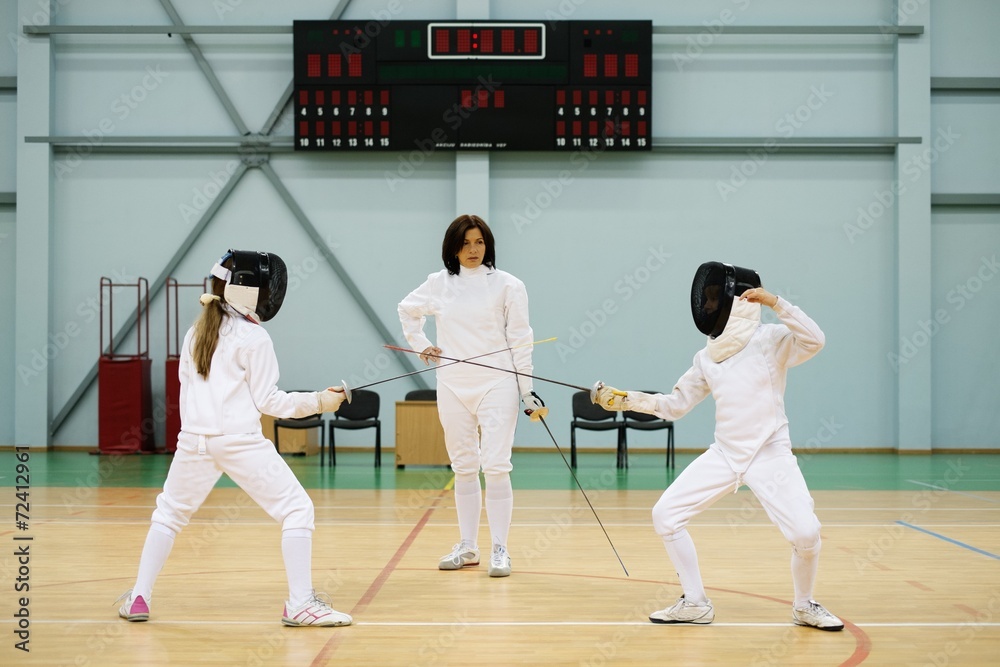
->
[317,387,346,413]
[522,392,548,422]
[591,381,630,411]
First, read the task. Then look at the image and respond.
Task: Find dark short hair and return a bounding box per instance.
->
[442,214,496,275]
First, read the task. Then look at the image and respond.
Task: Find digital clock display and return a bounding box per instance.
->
[293,20,652,151]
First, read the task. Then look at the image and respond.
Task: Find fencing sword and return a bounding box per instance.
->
[537,415,629,577]
[382,345,592,394]
[336,338,557,402]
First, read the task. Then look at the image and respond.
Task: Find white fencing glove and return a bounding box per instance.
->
[317,387,346,413]
[522,391,548,422]
[591,381,629,411]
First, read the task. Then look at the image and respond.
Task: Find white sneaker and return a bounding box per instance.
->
[792,600,844,631]
[282,592,352,627]
[649,596,714,624]
[438,541,480,570]
[488,544,511,578]
[116,589,150,622]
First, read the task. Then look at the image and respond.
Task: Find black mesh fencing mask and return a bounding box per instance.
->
[691,261,762,338]
[221,249,287,322]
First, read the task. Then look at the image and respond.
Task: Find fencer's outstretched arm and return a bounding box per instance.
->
[592,361,710,422]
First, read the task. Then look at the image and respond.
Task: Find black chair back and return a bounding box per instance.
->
[573,390,618,422]
[405,389,437,401]
[338,389,380,420]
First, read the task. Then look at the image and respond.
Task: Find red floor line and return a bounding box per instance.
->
[309,488,449,667]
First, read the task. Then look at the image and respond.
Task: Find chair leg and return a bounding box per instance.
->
[668,426,675,468]
[320,425,326,467]
[570,427,577,468]
[375,426,381,468]
[328,424,336,467]
[273,427,280,453]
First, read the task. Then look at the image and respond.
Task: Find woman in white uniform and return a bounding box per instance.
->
[118,249,352,627]
[593,262,843,631]
[398,215,546,577]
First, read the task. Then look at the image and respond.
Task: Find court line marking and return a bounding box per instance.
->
[7,619,997,628]
[905,481,1000,503]
[8,503,1000,511]
[897,521,1000,560]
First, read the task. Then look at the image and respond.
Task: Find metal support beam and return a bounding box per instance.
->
[931,194,1000,207]
[157,0,251,136]
[931,77,1000,92]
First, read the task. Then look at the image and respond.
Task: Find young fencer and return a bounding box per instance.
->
[593,262,843,630]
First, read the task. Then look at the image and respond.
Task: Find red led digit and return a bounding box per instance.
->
[604,120,615,136]
[625,54,639,77]
[604,54,618,78]
[315,90,325,105]
[637,90,647,105]
[605,90,615,106]
[348,54,362,77]
[332,121,341,136]
[307,54,321,78]
[461,89,473,109]
[494,90,505,108]
[588,121,598,136]
[556,121,565,136]
[588,90,598,106]
[481,30,494,53]
[315,121,325,136]
[621,121,630,136]
[638,120,647,136]
[572,121,582,136]
[501,29,515,53]
[380,90,390,105]
[380,121,389,135]
[298,90,309,105]
[583,54,597,78]
[621,90,631,105]
[477,89,489,108]
[328,54,341,78]
[524,29,539,54]
[331,90,341,105]
[348,90,357,105]
[348,121,357,136]
[458,29,471,53]
[435,29,449,53]
[364,90,373,106]
[556,90,566,105]
[364,121,373,136]
[299,121,309,136]
[572,90,582,105]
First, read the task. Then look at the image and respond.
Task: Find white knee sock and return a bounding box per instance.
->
[663,529,708,605]
[454,475,482,546]
[133,523,176,599]
[282,528,314,608]
[791,538,821,607]
[484,473,513,548]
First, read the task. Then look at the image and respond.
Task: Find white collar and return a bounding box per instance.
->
[706,298,760,362]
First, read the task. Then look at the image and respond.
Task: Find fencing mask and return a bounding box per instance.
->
[690,261,762,338]
[210,249,288,322]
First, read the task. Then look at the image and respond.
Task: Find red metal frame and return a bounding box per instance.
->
[100,276,150,359]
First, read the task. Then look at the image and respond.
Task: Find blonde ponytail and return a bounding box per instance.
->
[192,276,229,378]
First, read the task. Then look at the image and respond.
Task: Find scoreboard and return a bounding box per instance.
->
[293,20,652,152]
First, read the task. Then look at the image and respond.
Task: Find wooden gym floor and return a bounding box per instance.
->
[2,450,999,666]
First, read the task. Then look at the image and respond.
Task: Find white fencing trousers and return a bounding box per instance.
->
[652,441,821,553]
[151,431,315,534]
[437,377,518,477]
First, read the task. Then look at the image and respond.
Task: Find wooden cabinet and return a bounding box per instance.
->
[395,401,450,467]
[260,413,320,456]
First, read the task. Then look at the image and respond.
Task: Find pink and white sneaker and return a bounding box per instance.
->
[282,592,352,627]
[117,590,150,622]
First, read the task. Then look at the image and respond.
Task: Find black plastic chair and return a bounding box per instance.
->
[273,390,325,460]
[405,389,437,401]
[327,389,381,467]
[623,391,675,468]
[570,390,626,469]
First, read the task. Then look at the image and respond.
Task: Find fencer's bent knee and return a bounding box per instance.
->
[792,533,822,558]
[652,500,687,537]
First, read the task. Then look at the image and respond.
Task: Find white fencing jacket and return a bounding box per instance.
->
[398,265,535,400]
[626,297,825,472]
[179,306,323,435]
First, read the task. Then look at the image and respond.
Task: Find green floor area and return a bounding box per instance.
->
[4,450,1000,492]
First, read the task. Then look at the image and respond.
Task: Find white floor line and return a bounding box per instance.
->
[905,481,1000,503]
[5,619,1000,628]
